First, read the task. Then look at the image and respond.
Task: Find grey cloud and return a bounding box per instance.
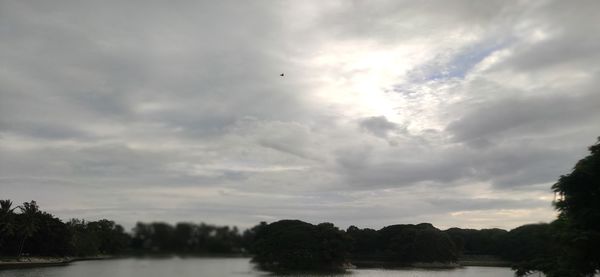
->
[314,0,516,42]
[447,90,600,146]
[0,0,313,141]
[358,116,402,138]
[335,157,467,188]
[333,139,586,190]
[0,120,91,140]
[496,0,600,72]
[427,197,550,212]
[0,144,167,180]
[502,33,600,72]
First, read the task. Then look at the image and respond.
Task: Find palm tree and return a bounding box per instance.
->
[17,200,40,259]
[0,199,17,249]
[0,199,14,213]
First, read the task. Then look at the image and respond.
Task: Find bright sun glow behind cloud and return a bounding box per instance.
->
[309,41,436,123]
[304,25,496,133]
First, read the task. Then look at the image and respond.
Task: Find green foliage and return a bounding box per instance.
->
[553,139,600,230]
[546,138,600,276]
[444,227,507,256]
[500,223,557,275]
[346,226,381,258]
[0,200,131,258]
[68,219,102,256]
[346,224,459,265]
[26,212,71,256]
[130,222,243,254]
[241,221,267,253]
[377,223,458,263]
[508,138,600,277]
[16,201,41,258]
[347,223,458,266]
[0,199,17,249]
[251,220,350,271]
[251,221,459,271]
[67,219,130,256]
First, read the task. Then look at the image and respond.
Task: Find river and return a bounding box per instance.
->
[0,257,517,277]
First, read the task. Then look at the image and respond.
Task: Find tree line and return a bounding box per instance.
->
[0,199,594,275]
[247,219,564,272]
[0,201,250,258]
[0,200,575,272]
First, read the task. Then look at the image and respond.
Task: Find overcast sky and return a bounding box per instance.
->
[1,0,599,231]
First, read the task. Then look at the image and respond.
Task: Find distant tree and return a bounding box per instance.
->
[242,221,267,253]
[16,200,40,259]
[0,199,133,258]
[345,224,460,266]
[68,219,101,256]
[315,223,350,267]
[378,223,458,264]
[205,225,240,253]
[86,219,130,255]
[173,222,195,253]
[251,220,350,272]
[26,212,71,256]
[130,221,243,255]
[0,200,17,249]
[444,227,507,257]
[150,222,175,252]
[346,226,381,259]
[131,222,153,252]
[501,223,557,275]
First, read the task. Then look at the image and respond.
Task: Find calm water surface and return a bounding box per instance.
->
[0,257,516,277]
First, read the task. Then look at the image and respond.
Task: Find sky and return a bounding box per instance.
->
[1,0,599,231]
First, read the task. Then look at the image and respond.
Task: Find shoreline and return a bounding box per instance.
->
[458,260,512,267]
[0,256,114,270]
[457,255,512,267]
[351,260,461,269]
[349,257,512,269]
[0,257,71,269]
[1,255,512,271]
[0,254,250,270]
